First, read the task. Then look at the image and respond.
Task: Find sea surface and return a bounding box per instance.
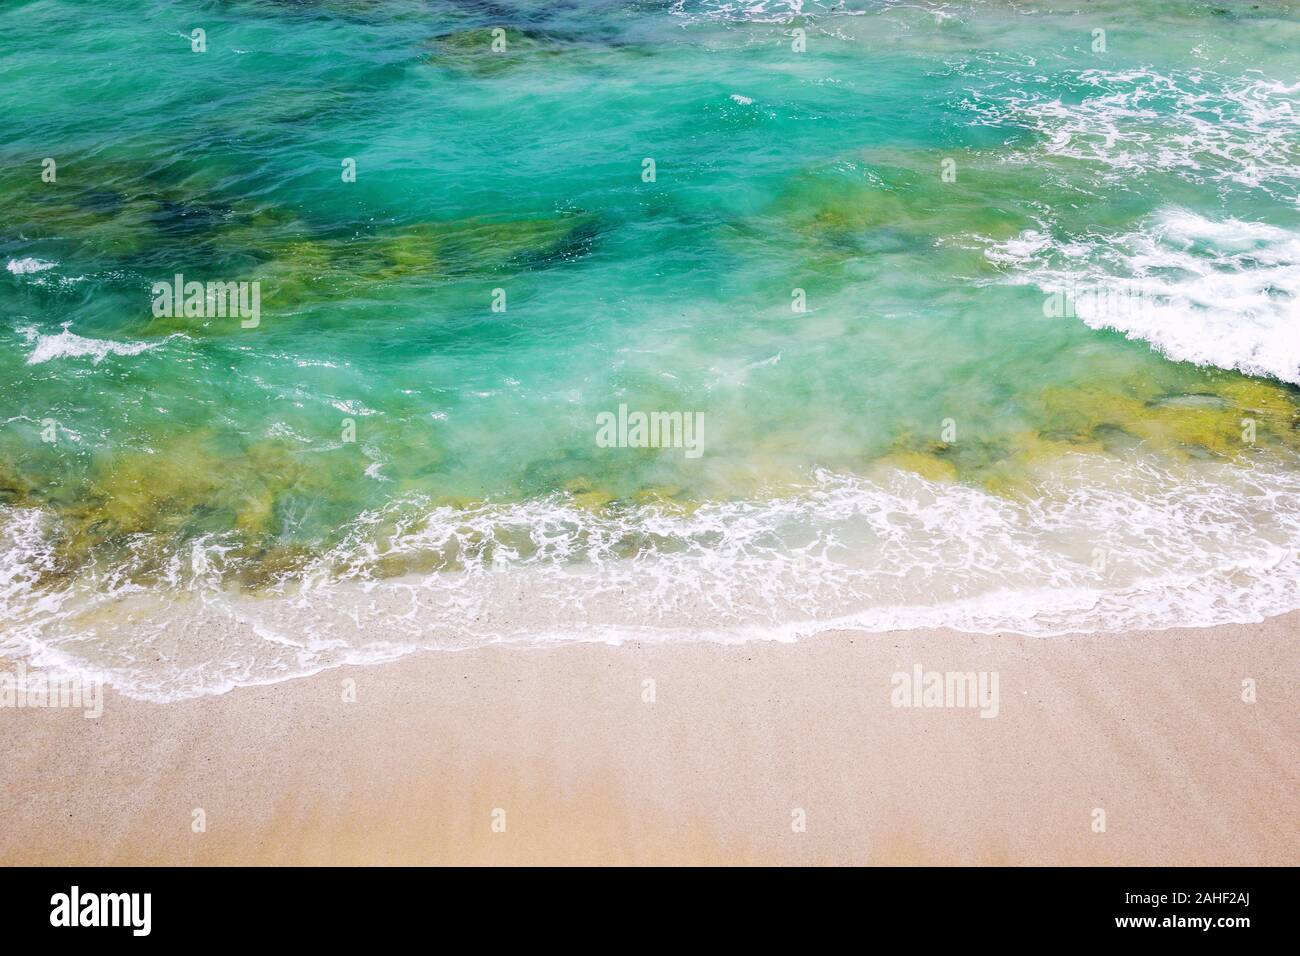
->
[2,0,1299,699]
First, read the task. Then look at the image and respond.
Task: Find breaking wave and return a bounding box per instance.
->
[986,209,1300,384]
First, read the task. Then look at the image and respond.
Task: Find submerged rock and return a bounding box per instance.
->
[1148,393,1229,410]
[766,151,1041,261]
[878,450,958,483]
[248,213,601,308]
[1039,378,1294,460]
[422,26,564,74]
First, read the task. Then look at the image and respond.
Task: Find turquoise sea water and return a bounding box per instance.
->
[2,0,1299,698]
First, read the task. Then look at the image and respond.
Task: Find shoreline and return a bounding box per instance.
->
[9,445,1300,703]
[1,613,1295,865]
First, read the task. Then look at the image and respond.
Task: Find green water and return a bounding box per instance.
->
[2,1,1299,696]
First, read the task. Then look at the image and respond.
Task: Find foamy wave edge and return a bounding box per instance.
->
[4,459,1300,702]
[987,209,1300,385]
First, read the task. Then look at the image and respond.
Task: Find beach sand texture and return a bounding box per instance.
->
[1,616,1294,866]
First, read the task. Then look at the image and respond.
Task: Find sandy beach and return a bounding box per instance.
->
[1,615,1294,866]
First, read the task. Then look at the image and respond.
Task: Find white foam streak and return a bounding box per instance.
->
[18,325,162,365]
[970,70,1300,199]
[6,258,56,275]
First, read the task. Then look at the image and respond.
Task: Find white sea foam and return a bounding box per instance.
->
[967,70,1300,200]
[671,0,807,24]
[986,209,1300,384]
[6,257,56,275]
[4,458,1300,702]
[18,325,162,365]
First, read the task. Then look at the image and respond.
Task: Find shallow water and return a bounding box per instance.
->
[2,0,1299,699]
